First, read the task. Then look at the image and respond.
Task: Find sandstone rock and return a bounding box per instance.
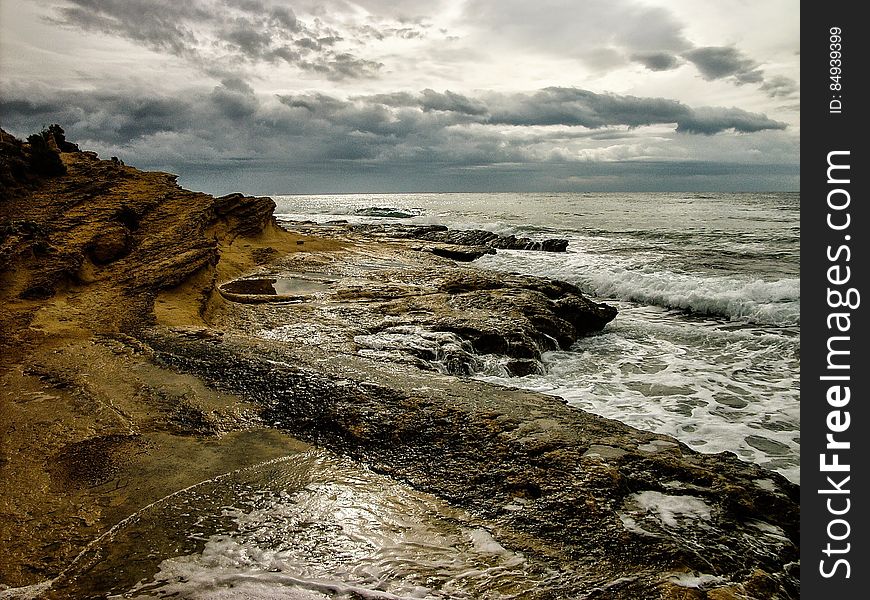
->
[0,141,278,318]
[213,192,276,237]
[87,224,131,264]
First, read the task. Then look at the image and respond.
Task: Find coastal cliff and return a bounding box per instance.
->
[0,130,798,599]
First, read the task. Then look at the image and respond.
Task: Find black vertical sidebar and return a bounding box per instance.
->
[801,2,869,597]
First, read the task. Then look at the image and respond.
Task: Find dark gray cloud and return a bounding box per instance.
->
[760,75,799,98]
[300,53,383,81]
[1,83,786,160]
[490,88,785,133]
[675,107,786,135]
[630,52,681,71]
[419,90,489,116]
[351,88,786,134]
[54,1,214,57]
[0,84,792,193]
[487,88,691,128]
[628,45,798,99]
[631,45,785,93]
[50,0,379,80]
[210,81,259,119]
[683,46,764,84]
[222,22,275,56]
[367,89,489,116]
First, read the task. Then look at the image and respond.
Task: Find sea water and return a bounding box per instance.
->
[33,451,577,599]
[274,192,800,484]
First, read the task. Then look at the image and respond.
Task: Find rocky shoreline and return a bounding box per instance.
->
[0,130,798,599]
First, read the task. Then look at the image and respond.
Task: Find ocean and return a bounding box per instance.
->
[273,192,801,485]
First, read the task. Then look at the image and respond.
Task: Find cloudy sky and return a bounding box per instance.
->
[0,0,799,193]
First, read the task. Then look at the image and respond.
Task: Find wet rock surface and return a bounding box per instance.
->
[0,130,798,599]
[362,223,571,252]
[143,322,799,599]
[215,245,617,368]
[285,221,570,255]
[137,240,796,598]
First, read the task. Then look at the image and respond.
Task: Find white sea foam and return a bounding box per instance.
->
[477,303,800,483]
[629,491,712,527]
[0,581,54,600]
[666,572,725,589]
[354,326,483,375]
[273,193,801,483]
[477,249,799,326]
[467,529,511,556]
[582,270,799,326]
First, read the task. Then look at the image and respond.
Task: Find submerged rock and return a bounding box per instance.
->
[425,242,495,261]
[301,222,571,254]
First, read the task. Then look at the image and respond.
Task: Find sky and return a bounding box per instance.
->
[0,0,800,194]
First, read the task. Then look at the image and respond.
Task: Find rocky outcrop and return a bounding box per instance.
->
[426,242,495,261]
[209,244,616,372]
[290,221,570,254]
[0,129,32,195]
[0,130,299,588]
[0,131,277,334]
[383,223,571,252]
[213,192,276,238]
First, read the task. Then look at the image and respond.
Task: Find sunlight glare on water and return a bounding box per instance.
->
[46,450,566,600]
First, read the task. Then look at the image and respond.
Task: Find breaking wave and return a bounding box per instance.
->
[477,250,799,327]
[582,270,799,326]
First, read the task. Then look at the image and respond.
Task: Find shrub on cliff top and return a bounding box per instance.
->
[47,124,80,152]
[27,126,66,176]
[0,129,31,193]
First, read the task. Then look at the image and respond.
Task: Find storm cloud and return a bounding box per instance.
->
[628,44,797,98]
[760,75,800,99]
[345,87,787,134]
[1,0,799,192]
[683,46,764,84]
[675,107,787,135]
[1,84,788,186]
[630,52,682,72]
[50,0,381,79]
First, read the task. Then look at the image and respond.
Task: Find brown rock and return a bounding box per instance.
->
[87,224,131,264]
